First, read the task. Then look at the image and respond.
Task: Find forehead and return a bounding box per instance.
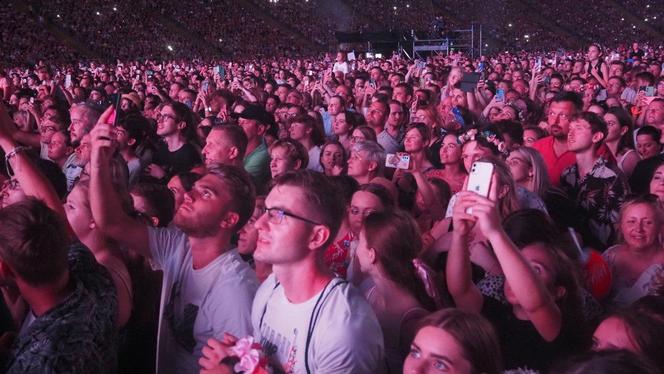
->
[266,184,305,210]
[351,191,382,207]
[550,101,575,112]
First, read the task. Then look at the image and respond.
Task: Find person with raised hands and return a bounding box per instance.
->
[88,122,258,374]
[446,171,584,371]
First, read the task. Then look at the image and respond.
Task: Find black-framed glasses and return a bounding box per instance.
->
[263,206,322,226]
[156,113,178,122]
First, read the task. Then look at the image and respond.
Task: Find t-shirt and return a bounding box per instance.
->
[481,297,579,372]
[531,136,576,186]
[153,142,201,180]
[252,274,384,374]
[306,145,322,172]
[148,228,258,374]
[243,139,270,192]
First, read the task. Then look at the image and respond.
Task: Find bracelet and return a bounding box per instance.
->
[5,146,28,161]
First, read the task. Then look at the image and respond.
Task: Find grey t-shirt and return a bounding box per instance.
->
[252,273,385,374]
[149,227,258,374]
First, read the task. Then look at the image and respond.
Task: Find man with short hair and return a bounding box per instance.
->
[0,199,117,373]
[235,105,272,191]
[365,100,388,136]
[532,91,583,185]
[321,95,345,138]
[560,112,628,250]
[392,82,413,106]
[89,124,258,374]
[69,102,101,146]
[347,141,386,185]
[644,99,664,136]
[201,124,247,168]
[377,100,406,154]
[201,171,384,373]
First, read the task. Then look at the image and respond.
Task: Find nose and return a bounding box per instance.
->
[183,190,194,204]
[254,209,269,230]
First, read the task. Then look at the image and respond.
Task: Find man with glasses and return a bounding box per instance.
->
[146,102,201,181]
[89,123,258,374]
[201,170,384,373]
[532,91,583,185]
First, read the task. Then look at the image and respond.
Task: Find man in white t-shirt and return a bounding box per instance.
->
[89,123,258,374]
[201,171,385,374]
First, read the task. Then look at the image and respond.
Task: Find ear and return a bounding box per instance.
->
[498,184,510,199]
[619,126,628,136]
[293,159,302,170]
[65,146,74,156]
[553,286,567,301]
[256,124,267,137]
[150,216,160,227]
[367,247,377,265]
[127,138,137,146]
[367,160,378,173]
[228,146,240,160]
[592,131,605,144]
[308,225,331,251]
[177,121,187,131]
[220,211,240,230]
[89,220,96,230]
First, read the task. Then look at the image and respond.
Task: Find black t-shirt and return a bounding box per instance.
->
[152,142,201,180]
[481,297,579,371]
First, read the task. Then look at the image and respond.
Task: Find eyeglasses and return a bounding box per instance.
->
[263,206,322,226]
[156,113,178,122]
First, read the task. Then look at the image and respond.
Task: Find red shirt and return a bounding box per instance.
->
[532,136,615,186]
[532,136,576,186]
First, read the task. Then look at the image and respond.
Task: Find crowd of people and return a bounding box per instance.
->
[1,20,664,374]
[4,0,664,67]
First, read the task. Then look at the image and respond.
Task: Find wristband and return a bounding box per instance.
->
[5,145,28,161]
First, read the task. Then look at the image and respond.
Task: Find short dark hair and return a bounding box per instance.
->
[211,124,248,158]
[273,170,344,248]
[552,91,583,112]
[130,183,175,227]
[0,199,69,286]
[636,125,661,143]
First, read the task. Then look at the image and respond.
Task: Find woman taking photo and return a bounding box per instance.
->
[447,180,584,371]
[602,195,664,307]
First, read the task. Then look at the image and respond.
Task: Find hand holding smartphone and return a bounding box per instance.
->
[465,161,494,213]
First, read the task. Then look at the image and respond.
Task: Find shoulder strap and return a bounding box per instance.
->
[304,279,348,374]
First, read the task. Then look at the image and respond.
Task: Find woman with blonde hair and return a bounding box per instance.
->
[602,195,664,307]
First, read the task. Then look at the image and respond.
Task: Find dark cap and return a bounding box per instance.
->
[232,105,275,128]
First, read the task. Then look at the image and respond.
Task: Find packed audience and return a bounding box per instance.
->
[2,6,664,373]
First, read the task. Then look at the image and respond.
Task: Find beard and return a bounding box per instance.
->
[173,209,220,238]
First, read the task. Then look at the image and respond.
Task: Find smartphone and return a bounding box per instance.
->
[466,161,494,198]
[29,97,35,104]
[452,107,465,126]
[495,88,505,102]
[534,57,542,72]
[645,86,655,97]
[385,152,411,169]
[416,60,425,69]
[202,80,209,93]
[64,74,72,88]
